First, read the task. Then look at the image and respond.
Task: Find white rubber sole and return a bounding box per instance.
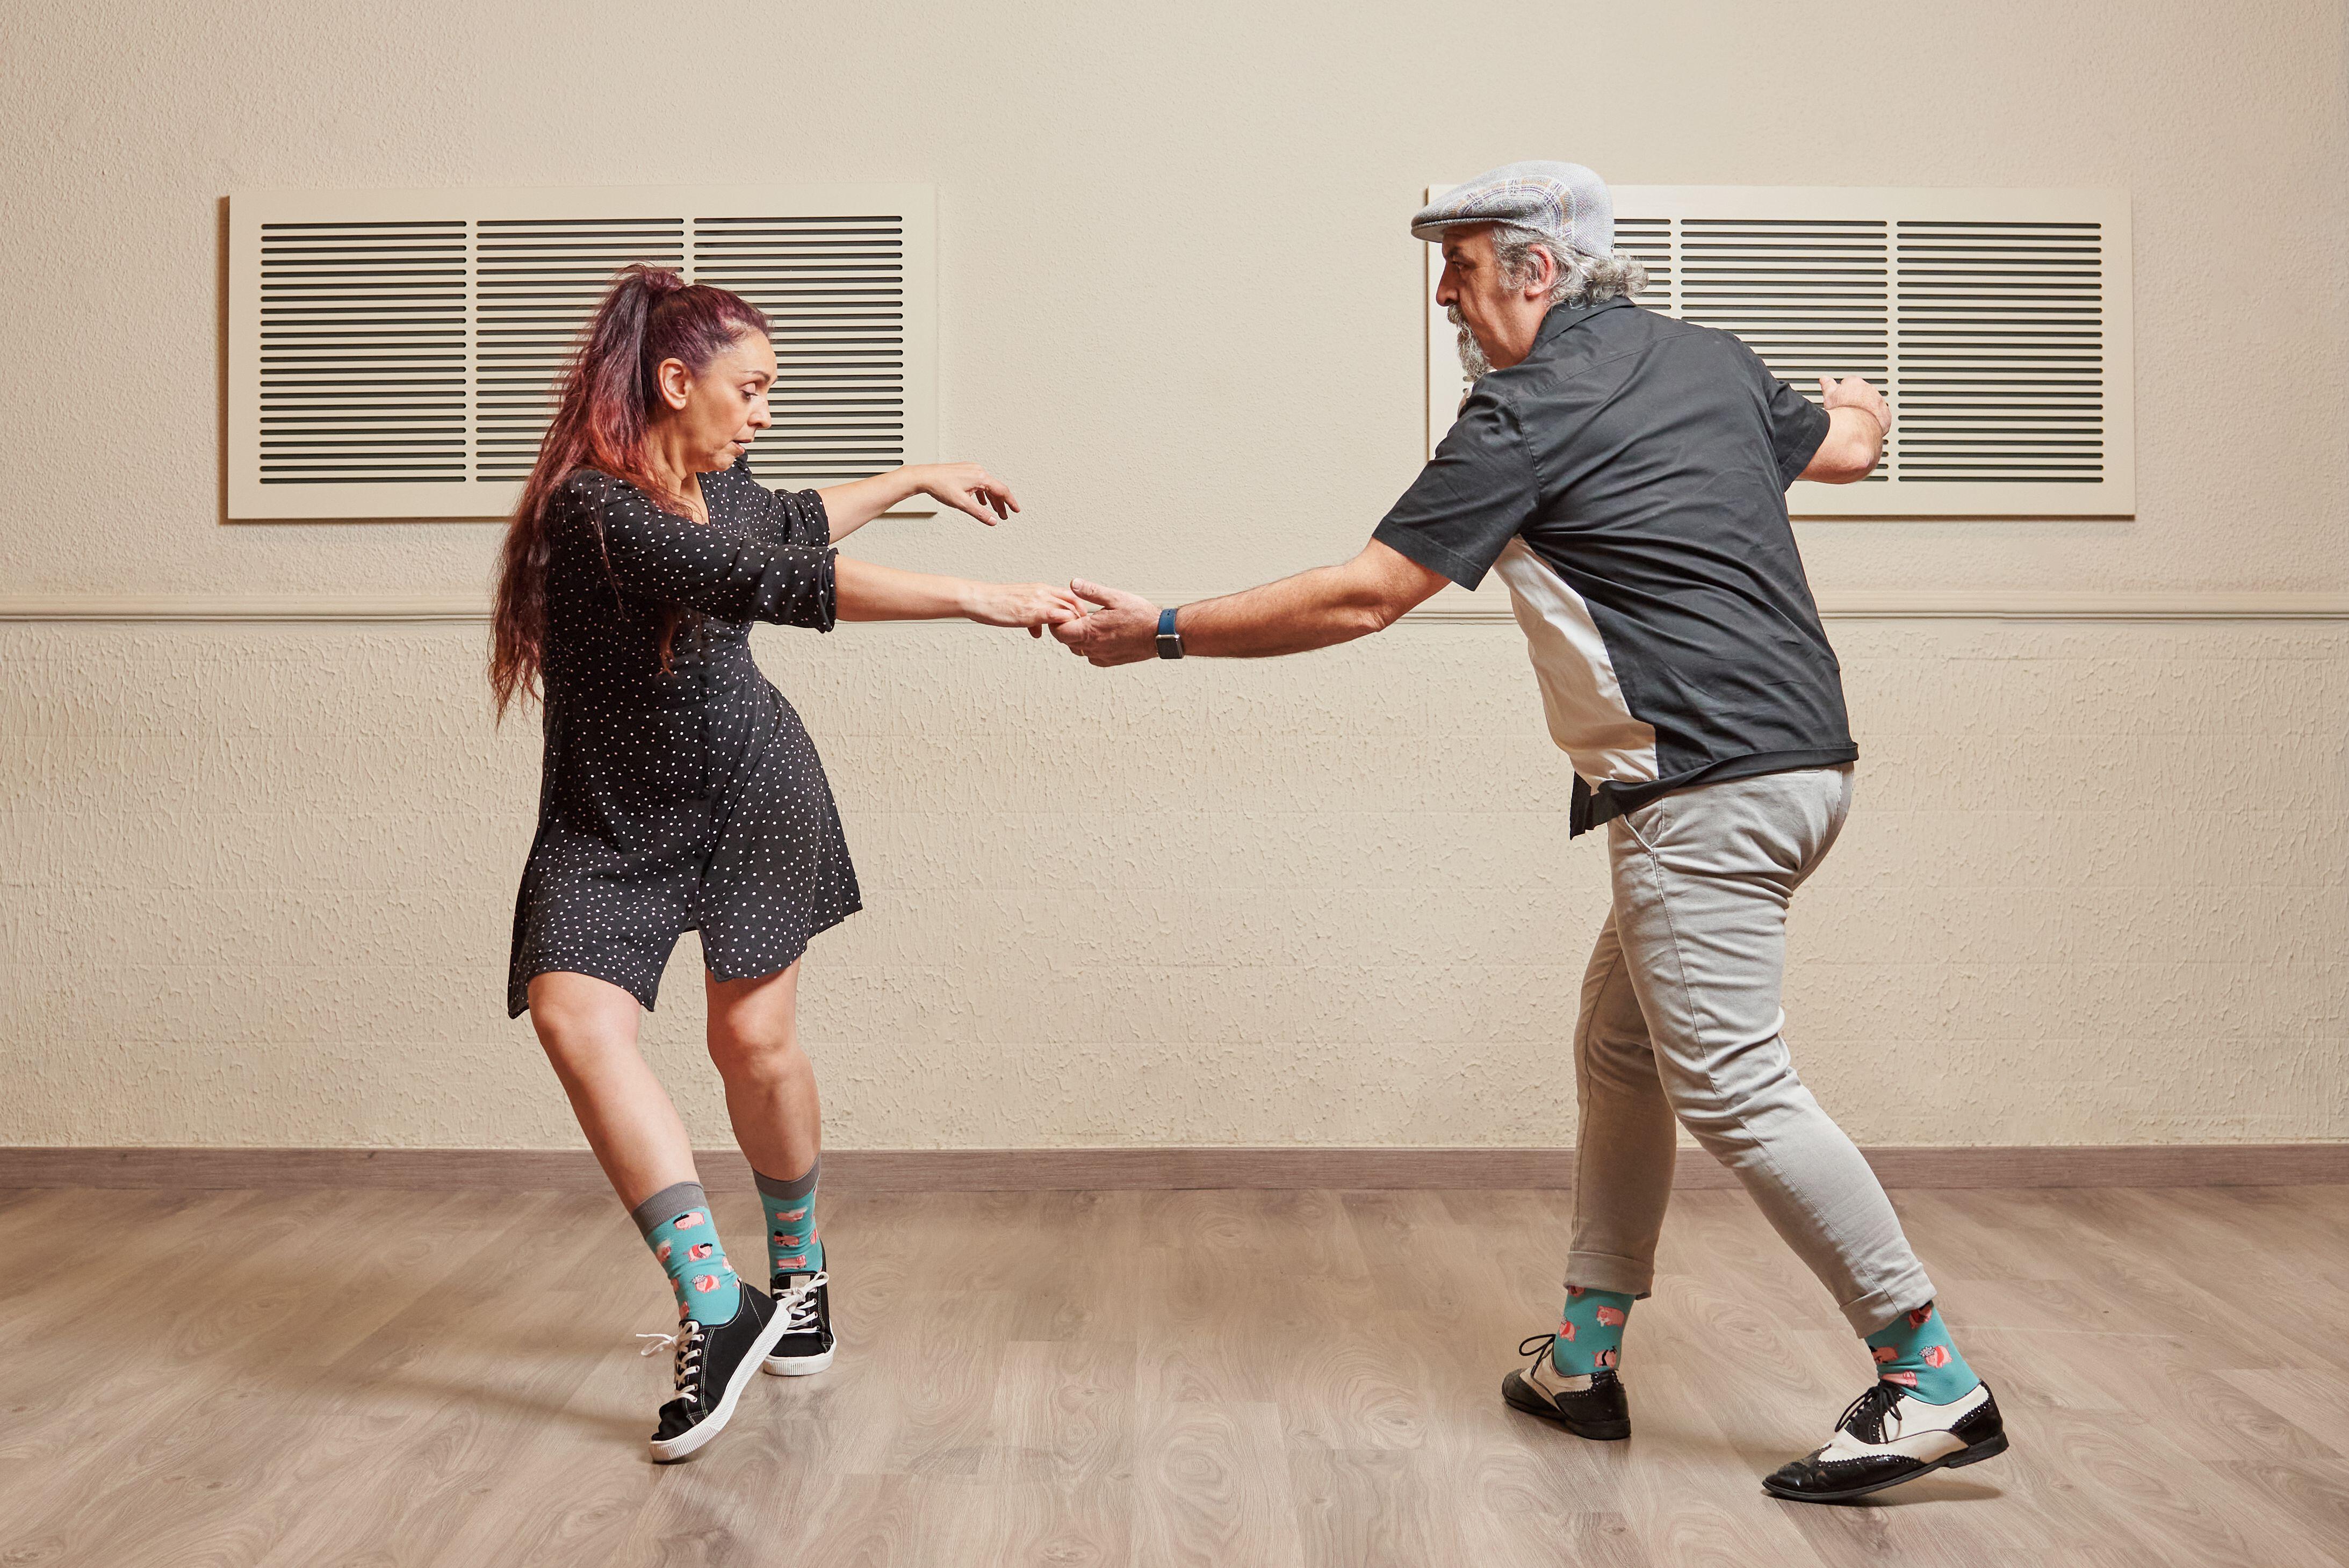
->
[762,1344,835,1376]
[647,1308,792,1464]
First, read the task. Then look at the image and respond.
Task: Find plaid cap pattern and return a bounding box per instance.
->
[1410,161,1614,257]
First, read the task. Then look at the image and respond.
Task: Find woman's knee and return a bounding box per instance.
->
[528,976,640,1075]
[708,1022,807,1085]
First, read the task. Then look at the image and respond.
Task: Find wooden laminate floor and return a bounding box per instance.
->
[5,1183,2349,1566]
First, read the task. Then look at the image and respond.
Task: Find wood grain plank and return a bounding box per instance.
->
[1131,1400,1305,1567]
[9,1141,2346,1192]
[2,1183,2348,1566]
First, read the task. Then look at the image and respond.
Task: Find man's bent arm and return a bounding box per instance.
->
[1799,405,1888,484]
[1798,375,1892,485]
[1178,541,1450,657]
[1057,540,1451,666]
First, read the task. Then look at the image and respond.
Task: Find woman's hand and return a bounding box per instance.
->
[913,463,1020,525]
[960,581,1084,638]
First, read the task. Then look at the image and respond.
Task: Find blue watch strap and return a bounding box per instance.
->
[1156,605,1184,659]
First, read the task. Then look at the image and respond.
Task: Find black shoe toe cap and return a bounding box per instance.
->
[1763,1448,1923,1500]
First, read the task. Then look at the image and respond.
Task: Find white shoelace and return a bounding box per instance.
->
[637,1319,709,1404]
[777,1270,828,1333]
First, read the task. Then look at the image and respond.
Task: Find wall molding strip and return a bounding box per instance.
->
[2,591,2347,625]
[5,1143,2344,1193]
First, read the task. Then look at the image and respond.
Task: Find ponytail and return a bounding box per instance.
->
[489,266,770,719]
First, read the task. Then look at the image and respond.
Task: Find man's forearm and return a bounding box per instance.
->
[1829,405,1886,477]
[1800,405,1887,484]
[1174,563,1397,658]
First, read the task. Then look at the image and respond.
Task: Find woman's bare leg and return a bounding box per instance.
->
[705,962,820,1181]
[527,970,697,1208]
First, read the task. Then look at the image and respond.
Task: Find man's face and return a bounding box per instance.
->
[1434,225,1552,377]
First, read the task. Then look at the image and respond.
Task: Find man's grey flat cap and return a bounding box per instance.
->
[1411,161,1614,257]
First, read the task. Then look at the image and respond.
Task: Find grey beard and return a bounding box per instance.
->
[1448,305,1493,380]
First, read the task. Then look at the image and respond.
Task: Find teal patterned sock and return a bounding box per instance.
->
[1551,1284,1636,1377]
[755,1158,824,1281]
[630,1181,742,1324]
[1865,1300,1980,1404]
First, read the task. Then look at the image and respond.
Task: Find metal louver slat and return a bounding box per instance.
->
[1613,217,1673,316]
[1423,185,2131,516]
[692,216,909,489]
[474,219,685,481]
[1676,218,1891,483]
[1895,221,2103,483]
[256,221,467,485]
[229,186,935,520]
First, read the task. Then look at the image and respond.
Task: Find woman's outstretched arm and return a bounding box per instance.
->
[817,463,1020,541]
[835,558,1080,636]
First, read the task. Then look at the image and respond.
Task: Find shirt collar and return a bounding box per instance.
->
[1533,294,1633,351]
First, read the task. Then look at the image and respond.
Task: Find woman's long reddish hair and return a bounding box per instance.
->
[489,265,770,719]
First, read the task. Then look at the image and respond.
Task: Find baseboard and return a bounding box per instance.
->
[3,1143,2344,1192]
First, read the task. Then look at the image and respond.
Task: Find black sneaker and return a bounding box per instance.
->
[1500,1333,1632,1440]
[643,1284,787,1463]
[1762,1378,2008,1503]
[762,1267,834,1376]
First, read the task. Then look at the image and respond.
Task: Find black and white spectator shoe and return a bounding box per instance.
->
[1500,1334,1632,1440]
[642,1284,786,1463]
[1762,1378,2007,1502]
[763,1267,834,1375]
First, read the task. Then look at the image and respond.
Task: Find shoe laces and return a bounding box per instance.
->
[638,1318,709,1406]
[1836,1379,1906,1443]
[1517,1333,1557,1367]
[777,1270,828,1333]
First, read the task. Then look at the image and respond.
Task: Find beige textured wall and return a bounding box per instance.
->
[2,0,2344,1150]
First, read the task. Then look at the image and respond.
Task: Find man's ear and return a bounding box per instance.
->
[655,357,693,411]
[1522,244,1559,302]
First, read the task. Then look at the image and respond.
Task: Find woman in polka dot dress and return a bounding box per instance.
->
[489,265,1077,1459]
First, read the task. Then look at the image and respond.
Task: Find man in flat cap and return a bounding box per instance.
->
[1054,160,2008,1502]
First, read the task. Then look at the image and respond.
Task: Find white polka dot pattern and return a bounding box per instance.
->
[507,458,861,1016]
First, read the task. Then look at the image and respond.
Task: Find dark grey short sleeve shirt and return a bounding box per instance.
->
[1374,298,1855,833]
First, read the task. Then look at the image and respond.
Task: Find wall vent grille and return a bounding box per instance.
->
[229,186,933,519]
[1425,186,2131,516]
[255,221,469,486]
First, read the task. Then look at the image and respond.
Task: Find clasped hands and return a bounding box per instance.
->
[955,575,1161,663]
[894,462,1158,660]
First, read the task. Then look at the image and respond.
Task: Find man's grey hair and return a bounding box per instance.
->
[1491,223,1648,307]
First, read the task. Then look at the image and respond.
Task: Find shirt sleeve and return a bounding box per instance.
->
[1766,375,1833,488]
[723,453,834,547]
[1370,384,1540,590]
[564,470,837,631]
[762,485,834,548]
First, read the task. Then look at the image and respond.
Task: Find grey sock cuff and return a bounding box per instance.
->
[629,1180,709,1238]
[752,1157,820,1202]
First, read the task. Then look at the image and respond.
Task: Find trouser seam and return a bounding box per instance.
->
[1571,928,1626,1259]
[1620,814,1850,1305]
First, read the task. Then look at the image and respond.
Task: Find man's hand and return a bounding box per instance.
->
[1050,579,1161,666]
[1799,376,1892,483]
[1819,375,1891,437]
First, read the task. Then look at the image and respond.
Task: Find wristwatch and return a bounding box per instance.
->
[1156,605,1185,660]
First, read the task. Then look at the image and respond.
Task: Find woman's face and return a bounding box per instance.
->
[652,331,776,472]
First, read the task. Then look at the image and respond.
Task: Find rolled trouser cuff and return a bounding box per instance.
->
[1840,1265,1938,1335]
[1565,1248,1656,1300]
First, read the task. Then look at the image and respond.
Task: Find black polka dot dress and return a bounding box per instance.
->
[507,458,861,1017]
